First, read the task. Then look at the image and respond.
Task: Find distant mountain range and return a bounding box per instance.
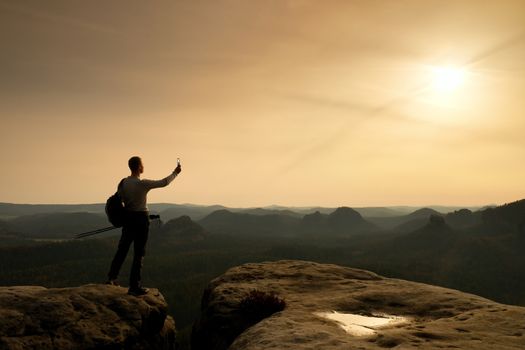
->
[0,200,505,240]
[8,212,109,239]
[198,210,300,237]
[0,202,487,221]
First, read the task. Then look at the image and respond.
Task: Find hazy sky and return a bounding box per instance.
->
[1,0,524,207]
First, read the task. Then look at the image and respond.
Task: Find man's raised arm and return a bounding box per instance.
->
[141,166,182,190]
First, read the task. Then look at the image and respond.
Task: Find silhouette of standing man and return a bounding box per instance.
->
[107,156,182,295]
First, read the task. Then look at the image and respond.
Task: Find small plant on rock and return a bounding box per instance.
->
[239,289,286,324]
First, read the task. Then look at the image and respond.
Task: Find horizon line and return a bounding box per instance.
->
[1,200,509,210]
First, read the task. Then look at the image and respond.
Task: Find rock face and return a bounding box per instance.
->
[192,260,525,350]
[300,207,376,235]
[156,215,208,243]
[0,284,176,350]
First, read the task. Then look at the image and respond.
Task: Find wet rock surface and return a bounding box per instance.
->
[0,284,176,350]
[193,260,525,350]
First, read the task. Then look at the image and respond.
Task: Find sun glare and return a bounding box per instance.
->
[431,66,467,92]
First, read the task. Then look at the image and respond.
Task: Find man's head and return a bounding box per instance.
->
[128,156,144,174]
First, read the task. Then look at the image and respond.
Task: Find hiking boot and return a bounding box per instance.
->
[105,279,120,286]
[128,287,149,296]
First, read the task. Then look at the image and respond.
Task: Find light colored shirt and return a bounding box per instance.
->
[119,172,177,212]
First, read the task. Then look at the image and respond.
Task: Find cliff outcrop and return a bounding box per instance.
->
[0,284,176,349]
[192,260,525,350]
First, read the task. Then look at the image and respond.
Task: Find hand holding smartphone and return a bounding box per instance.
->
[175,158,182,175]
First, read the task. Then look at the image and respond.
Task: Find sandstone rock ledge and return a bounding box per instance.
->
[192,260,525,350]
[0,284,176,350]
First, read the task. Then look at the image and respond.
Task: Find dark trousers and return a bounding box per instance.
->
[108,211,150,289]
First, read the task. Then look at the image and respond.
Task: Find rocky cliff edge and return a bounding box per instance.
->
[0,284,176,350]
[192,260,525,350]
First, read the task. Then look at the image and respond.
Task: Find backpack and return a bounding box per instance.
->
[105,179,126,227]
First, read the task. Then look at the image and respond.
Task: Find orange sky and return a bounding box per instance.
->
[1,0,524,207]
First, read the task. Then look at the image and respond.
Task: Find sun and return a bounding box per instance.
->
[415,64,474,119]
[431,66,467,93]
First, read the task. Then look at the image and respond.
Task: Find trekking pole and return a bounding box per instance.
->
[74,215,162,239]
[74,226,118,239]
